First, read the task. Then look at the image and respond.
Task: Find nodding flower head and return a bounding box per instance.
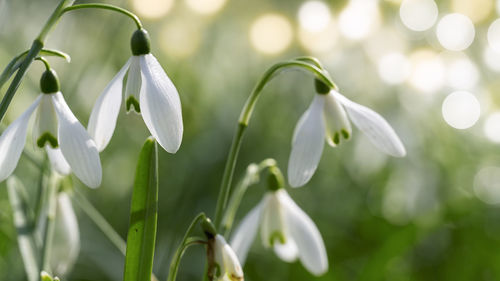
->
[287,78,406,187]
[211,234,244,281]
[88,28,183,154]
[0,69,102,188]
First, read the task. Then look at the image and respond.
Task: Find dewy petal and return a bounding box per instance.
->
[0,95,41,182]
[45,146,71,175]
[287,95,326,188]
[87,58,132,152]
[230,202,263,265]
[52,92,102,188]
[331,90,406,157]
[50,192,80,277]
[273,236,299,262]
[139,54,183,153]
[278,190,328,276]
[125,56,142,113]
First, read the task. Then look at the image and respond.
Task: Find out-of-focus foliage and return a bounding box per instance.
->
[2,0,500,280]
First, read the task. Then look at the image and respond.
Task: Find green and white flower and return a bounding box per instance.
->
[88,29,183,153]
[230,189,328,276]
[288,89,406,187]
[214,234,244,281]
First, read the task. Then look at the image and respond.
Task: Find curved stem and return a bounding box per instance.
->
[213,59,337,229]
[62,3,142,29]
[167,213,207,281]
[35,57,51,71]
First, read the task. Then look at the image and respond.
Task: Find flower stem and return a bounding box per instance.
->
[167,212,207,281]
[62,3,142,29]
[39,173,58,274]
[213,59,337,230]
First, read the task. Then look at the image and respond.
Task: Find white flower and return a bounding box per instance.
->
[88,29,183,153]
[0,92,102,188]
[288,90,406,187]
[230,189,328,276]
[50,192,80,277]
[214,234,244,281]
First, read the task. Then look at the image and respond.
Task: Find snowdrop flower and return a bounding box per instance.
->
[0,69,102,188]
[230,167,328,276]
[213,234,244,281]
[88,29,183,153]
[288,79,406,187]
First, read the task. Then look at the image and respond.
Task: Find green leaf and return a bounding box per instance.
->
[7,177,40,281]
[123,137,159,281]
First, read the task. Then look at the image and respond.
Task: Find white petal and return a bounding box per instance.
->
[125,56,142,113]
[331,91,406,157]
[230,203,263,265]
[287,95,326,188]
[215,235,244,281]
[273,236,298,262]
[278,190,328,276]
[260,192,286,248]
[139,54,183,153]
[323,92,351,147]
[50,192,80,277]
[0,95,41,182]
[87,58,131,152]
[45,146,71,175]
[52,92,102,188]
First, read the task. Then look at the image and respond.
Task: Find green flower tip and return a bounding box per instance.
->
[314,78,330,95]
[40,69,60,94]
[269,231,286,246]
[267,166,284,191]
[131,28,151,56]
[40,271,59,281]
[201,217,217,238]
[37,132,58,148]
[126,96,141,113]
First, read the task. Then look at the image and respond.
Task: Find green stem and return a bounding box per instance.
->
[72,189,127,255]
[39,173,58,273]
[62,3,142,29]
[167,213,207,281]
[0,0,75,123]
[35,57,51,71]
[213,59,336,229]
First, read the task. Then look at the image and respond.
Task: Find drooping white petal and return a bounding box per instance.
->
[260,192,287,248]
[125,56,142,113]
[230,202,263,265]
[323,92,352,147]
[139,54,183,153]
[45,146,70,175]
[215,234,244,281]
[33,95,58,148]
[288,95,326,188]
[50,192,80,277]
[331,90,406,157]
[51,92,102,188]
[278,190,328,276]
[273,236,299,262]
[87,58,131,152]
[0,95,41,182]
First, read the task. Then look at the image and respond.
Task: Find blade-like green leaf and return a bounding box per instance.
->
[7,177,40,281]
[124,137,159,281]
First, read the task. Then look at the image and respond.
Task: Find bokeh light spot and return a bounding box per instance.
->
[488,19,500,52]
[409,50,445,93]
[399,0,438,31]
[483,112,500,142]
[451,0,493,23]
[474,166,500,205]
[483,46,500,71]
[160,20,201,58]
[377,53,411,85]
[442,91,480,129]
[131,0,174,19]
[436,13,475,51]
[185,0,227,15]
[339,0,380,40]
[250,14,293,55]
[298,21,338,53]
[298,1,331,32]
[446,57,479,90]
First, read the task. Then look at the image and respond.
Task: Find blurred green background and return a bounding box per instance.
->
[2,0,500,280]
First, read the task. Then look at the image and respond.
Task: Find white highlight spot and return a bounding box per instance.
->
[409,50,445,93]
[399,0,438,31]
[377,53,411,85]
[132,0,174,19]
[339,0,380,40]
[488,19,500,52]
[298,1,331,32]
[446,57,479,90]
[483,112,500,143]
[436,13,475,51]
[474,166,500,205]
[250,14,293,55]
[186,0,227,15]
[483,46,500,72]
[442,91,480,129]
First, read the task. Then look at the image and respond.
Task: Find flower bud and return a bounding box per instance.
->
[40,69,60,94]
[131,29,151,56]
[201,217,217,239]
[314,78,330,95]
[267,166,284,191]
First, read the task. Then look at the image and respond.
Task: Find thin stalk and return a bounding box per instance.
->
[62,4,142,29]
[167,213,207,281]
[213,59,336,229]
[72,189,127,255]
[39,173,58,273]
